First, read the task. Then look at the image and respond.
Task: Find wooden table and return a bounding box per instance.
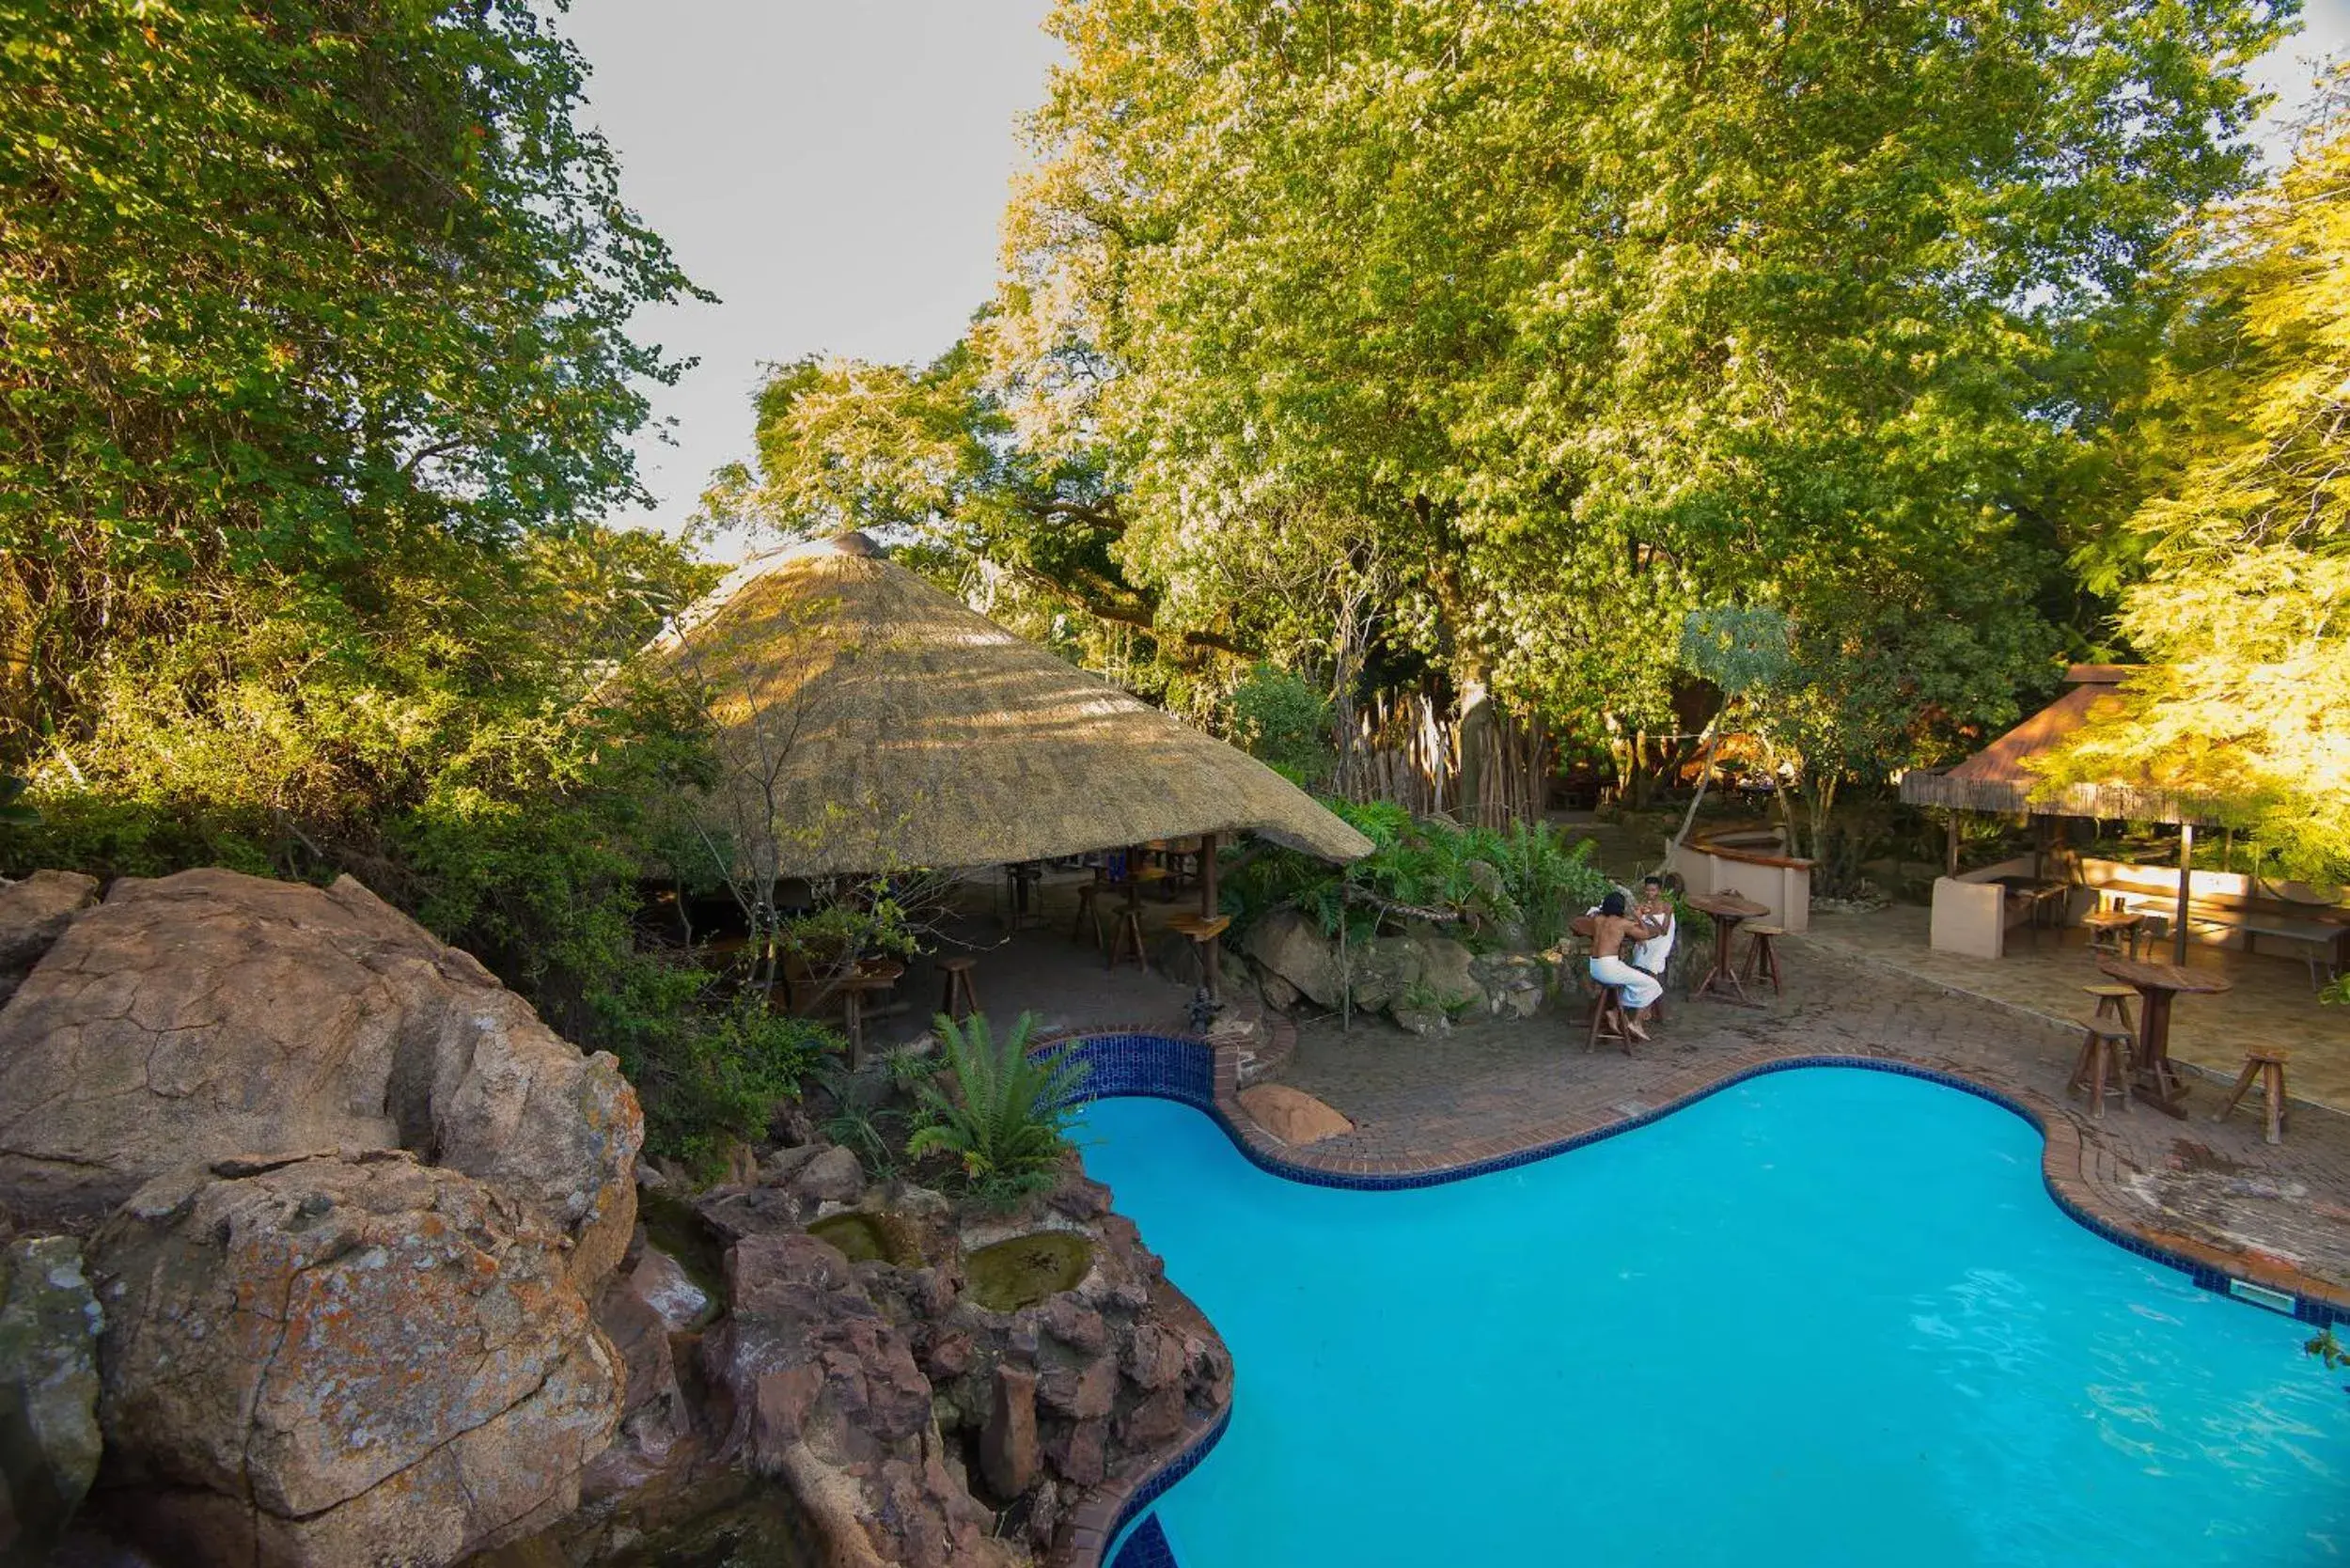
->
[1002,861,1044,929]
[2096,956,2232,1118]
[1686,892,1771,1006]
[838,958,905,1069]
[1994,876,2071,947]
[2081,908,2145,960]
[1169,912,1232,999]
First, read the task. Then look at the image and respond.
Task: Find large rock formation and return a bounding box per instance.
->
[1246,907,1529,1034]
[0,869,98,1005]
[0,869,639,1284]
[90,1150,622,1567]
[0,868,647,1568]
[0,1233,104,1561]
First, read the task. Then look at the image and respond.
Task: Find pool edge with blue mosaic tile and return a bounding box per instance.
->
[1036,1030,2350,1568]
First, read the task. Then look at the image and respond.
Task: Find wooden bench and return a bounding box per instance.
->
[2100,890,2347,989]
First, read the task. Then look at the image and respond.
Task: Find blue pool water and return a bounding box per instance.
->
[1075,1069,2350,1567]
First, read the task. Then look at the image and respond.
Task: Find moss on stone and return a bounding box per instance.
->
[965,1231,1092,1312]
[806,1211,917,1267]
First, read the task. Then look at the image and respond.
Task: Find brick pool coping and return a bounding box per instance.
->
[1039,1019,2350,1568]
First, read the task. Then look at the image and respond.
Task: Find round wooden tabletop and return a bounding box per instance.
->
[1686,892,1770,919]
[2096,956,2232,996]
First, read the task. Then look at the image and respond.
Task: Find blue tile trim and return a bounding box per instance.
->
[1106,1516,1175,1568]
[1100,1403,1233,1568]
[1049,1032,2348,1568]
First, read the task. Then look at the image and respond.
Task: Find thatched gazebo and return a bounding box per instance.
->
[643,532,1373,883]
[1901,665,2214,961]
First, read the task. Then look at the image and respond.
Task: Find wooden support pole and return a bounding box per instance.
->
[1945,814,1961,879]
[2174,823,2195,966]
[1199,831,1219,917]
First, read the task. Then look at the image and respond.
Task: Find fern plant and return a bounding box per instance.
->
[907,1011,1090,1205]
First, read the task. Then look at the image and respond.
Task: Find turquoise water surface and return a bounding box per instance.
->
[1076,1068,2350,1567]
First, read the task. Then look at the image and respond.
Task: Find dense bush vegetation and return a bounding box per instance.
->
[1224,798,1617,949]
[1228,665,1334,785]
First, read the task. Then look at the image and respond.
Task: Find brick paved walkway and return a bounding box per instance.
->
[1265,933,2350,1302]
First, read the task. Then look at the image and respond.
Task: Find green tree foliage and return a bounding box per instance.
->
[2048,80,2350,887]
[0,1,791,1137]
[906,1011,1090,1206]
[625,987,839,1176]
[1,0,705,751]
[1755,575,2060,870]
[703,343,1248,677]
[1228,664,1334,784]
[995,0,2285,747]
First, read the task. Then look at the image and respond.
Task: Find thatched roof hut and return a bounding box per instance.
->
[1901,665,2216,962]
[643,533,1373,875]
[1899,666,2213,826]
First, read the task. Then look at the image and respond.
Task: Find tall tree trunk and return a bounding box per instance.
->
[1455,666,1496,825]
[1667,703,1731,865]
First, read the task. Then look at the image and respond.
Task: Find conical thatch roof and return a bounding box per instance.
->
[1899,665,2215,825]
[643,533,1373,875]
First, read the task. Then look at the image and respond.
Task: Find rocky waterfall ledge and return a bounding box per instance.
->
[0,869,1230,1568]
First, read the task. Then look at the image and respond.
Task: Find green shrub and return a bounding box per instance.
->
[0,776,38,830]
[907,1011,1090,1208]
[1228,665,1333,785]
[1226,800,1612,950]
[614,978,839,1176]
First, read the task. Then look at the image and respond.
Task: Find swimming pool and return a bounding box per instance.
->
[1075,1067,2350,1567]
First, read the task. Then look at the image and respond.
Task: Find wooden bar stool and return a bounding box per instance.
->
[1738,924,1785,996]
[2082,982,2138,1032]
[1107,902,1148,971]
[2067,1018,2136,1118]
[939,956,979,1022]
[1586,980,1634,1054]
[2217,1048,2290,1145]
[1071,880,1106,949]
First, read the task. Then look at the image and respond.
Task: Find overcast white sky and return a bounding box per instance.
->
[565,0,2348,545]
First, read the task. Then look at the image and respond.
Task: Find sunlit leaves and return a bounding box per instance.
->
[2047,80,2350,884]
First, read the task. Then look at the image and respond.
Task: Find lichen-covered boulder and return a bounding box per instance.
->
[0,869,639,1283]
[0,870,98,1007]
[1403,928,1480,1010]
[0,1233,104,1560]
[89,1150,620,1568]
[1243,907,1345,1009]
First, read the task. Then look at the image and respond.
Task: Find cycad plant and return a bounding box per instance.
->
[907,1011,1090,1204]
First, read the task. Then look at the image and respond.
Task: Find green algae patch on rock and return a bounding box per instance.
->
[966,1231,1092,1312]
[805,1211,916,1267]
[638,1188,728,1302]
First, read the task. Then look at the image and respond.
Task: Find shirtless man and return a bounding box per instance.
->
[1588,890,1667,1041]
